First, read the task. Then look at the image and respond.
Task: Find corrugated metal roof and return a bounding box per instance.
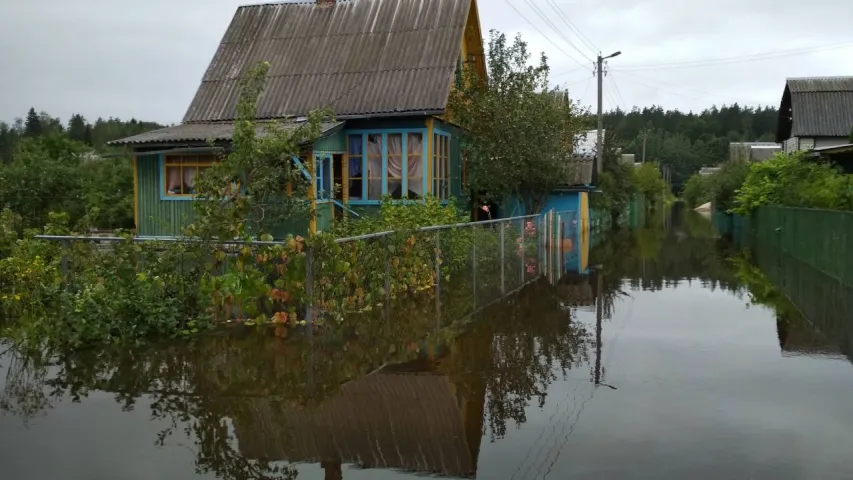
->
[786,77,853,138]
[786,76,853,93]
[108,120,343,145]
[182,0,471,123]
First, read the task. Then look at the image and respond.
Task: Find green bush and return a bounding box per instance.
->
[681,174,711,208]
[732,152,853,214]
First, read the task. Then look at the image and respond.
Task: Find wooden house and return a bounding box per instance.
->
[112,0,486,237]
[776,76,853,153]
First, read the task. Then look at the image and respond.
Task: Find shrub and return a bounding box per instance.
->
[732,152,853,214]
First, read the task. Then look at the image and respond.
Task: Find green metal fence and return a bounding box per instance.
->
[748,206,853,287]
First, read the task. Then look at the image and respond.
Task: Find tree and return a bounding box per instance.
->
[447,30,586,214]
[0,122,13,164]
[190,61,330,240]
[24,108,42,137]
[67,114,88,143]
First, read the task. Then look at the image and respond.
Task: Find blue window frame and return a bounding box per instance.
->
[346,128,429,205]
[433,130,451,200]
[314,152,333,201]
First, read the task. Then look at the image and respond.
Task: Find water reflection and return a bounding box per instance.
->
[1,274,590,479]
[3,206,853,479]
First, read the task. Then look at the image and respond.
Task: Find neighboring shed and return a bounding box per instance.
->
[776,76,853,153]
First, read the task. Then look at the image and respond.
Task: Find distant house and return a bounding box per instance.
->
[729,142,781,163]
[112,0,487,237]
[776,76,853,154]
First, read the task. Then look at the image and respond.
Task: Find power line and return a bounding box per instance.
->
[522,0,594,63]
[501,0,590,70]
[543,0,599,55]
[609,75,628,110]
[618,40,853,71]
[613,70,767,106]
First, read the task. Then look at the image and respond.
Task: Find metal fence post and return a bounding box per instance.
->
[500,221,505,295]
[472,239,477,304]
[383,235,391,325]
[305,245,314,328]
[519,217,525,284]
[435,230,442,328]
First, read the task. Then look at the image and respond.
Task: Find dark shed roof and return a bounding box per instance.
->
[776,76,853,142]
[108,120,343,145]
[182,0,472,123]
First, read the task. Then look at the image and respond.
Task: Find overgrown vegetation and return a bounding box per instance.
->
[681,160,750,211]
[448,30,586,214]
[732,152,853,214]
[0,61,542,351]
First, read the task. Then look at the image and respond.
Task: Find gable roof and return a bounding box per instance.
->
[182,0,473,123]
[776,76,853,142]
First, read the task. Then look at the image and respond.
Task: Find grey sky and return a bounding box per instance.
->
[1,0,852,125]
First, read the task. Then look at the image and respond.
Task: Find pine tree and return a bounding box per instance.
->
[0,122,12,163]
[68,114,88,143]
[24,107,42,137]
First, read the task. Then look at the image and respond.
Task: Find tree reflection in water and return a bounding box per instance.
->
[1,275,591,479]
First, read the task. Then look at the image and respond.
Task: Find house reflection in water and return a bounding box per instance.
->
[232,354,486,479]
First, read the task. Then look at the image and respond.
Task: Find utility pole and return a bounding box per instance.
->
[641,128,647,163]
[596,51,621,181]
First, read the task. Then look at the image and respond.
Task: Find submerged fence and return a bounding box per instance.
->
[31,212,582,326]
[733,206,853,287]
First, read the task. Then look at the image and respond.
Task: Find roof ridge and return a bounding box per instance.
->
[220,24,463,44]
[203,65,456,82]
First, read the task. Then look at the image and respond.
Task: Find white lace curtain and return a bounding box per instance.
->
[367,135,383,199]
[407,133,423,196]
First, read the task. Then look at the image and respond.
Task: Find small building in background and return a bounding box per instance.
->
[776,76,853,153]
[729,142,781,163]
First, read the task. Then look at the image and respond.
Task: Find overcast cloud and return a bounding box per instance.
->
[1,0,852,125]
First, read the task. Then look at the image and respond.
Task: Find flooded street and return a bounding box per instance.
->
[3,208,853,479]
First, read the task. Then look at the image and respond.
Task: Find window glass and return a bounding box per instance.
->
[407,133,424,198]
[164,154,215,196]
[387,133,403,199]
[367,134,383,200]
[348,135,363,200]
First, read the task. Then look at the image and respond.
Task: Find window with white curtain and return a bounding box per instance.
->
[347,130,427,201]
[163,154,215,197]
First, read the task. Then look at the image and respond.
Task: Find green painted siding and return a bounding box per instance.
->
[316,202,334,232]
[314,129,346,152]
[137,154,195,237]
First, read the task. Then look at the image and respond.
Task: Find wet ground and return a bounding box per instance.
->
[2,208,853,479]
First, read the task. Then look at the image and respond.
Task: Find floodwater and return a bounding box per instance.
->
[3,207,853,480]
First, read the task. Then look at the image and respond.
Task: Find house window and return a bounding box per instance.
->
[367,134,383,200]
[163,154,215,197]
[433,133,451,200]
[348,135,363,200]
[406,133,424,198]
[347,130,427,202]
[315,153,333,200]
